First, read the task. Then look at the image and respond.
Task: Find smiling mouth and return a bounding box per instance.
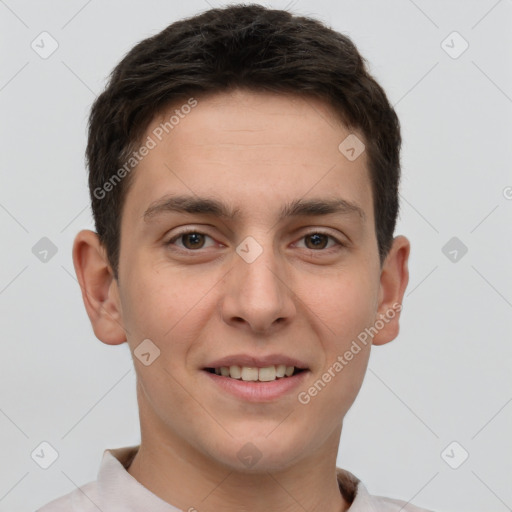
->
[204,365,306,382]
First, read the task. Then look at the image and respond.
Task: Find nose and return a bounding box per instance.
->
[220,242,296,335]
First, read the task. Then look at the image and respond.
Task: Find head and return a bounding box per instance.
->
[73,4,409,473]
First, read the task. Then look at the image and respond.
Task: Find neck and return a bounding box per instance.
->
[128,444,349,512]
[127,402,349,512]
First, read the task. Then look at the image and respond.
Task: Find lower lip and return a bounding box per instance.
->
[203,370,309,402]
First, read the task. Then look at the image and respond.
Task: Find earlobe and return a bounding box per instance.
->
[372,235,410,346]
[72,229,127,345]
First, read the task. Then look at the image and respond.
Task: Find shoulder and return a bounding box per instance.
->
[367,495,434,512]
[36,480,99,511]
[36,445,139,511]
[336,467,433,512]
[352,483,434,512]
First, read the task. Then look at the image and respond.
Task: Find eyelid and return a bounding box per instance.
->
[165,226,346,252]
[292,229,346,250]
[166,227,219,250]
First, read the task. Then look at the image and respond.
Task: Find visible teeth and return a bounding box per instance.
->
[258,366,276,382]
[276,364,286,378]
[241,367,258,381]
[213,364,300,381]
[229,365,242,379]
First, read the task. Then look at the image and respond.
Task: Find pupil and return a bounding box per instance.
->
[184,233,204,249]
[306,233,327,250]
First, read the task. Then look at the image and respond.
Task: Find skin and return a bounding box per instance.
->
[73,89,410,512]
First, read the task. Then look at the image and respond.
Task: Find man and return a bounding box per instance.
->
[38,4,431,511]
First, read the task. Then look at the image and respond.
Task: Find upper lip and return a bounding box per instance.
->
[204,354,309,370]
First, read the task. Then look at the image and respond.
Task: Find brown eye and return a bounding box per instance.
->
[181,232,206,249]
[304,233,329,250]
[167,231,216,251]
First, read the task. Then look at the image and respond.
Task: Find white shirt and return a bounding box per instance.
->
[37,445,433,512]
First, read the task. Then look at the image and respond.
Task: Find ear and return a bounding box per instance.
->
[371,235,410,346]
[72,229,126,345]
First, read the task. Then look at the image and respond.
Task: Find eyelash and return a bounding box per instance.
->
[166,229,345,252]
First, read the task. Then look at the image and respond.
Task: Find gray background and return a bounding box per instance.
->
[1,1,511,511]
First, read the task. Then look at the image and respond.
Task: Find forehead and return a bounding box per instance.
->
[123,89,373,225]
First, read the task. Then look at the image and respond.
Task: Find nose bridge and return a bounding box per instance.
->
[238,241,282,298]
[221,234,295,332]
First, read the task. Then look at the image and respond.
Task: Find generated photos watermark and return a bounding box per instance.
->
[297,302,402,405]
[93,97,198,200]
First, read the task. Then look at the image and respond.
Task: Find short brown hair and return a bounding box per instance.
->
[86,3,401,279]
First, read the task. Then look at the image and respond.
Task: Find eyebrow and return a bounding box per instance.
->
[143,194,365,223]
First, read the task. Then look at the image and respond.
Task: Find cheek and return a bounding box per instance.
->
[295,267,377,415]
[122,248,202,323]
[300,266,379,349]
[120,271,210,419]
[298,320,372,434]
[120,266,206,359]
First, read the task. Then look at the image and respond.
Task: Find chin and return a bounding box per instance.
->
[207,428,313,474]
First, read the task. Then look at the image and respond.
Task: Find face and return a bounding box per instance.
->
[84,89,408,473]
